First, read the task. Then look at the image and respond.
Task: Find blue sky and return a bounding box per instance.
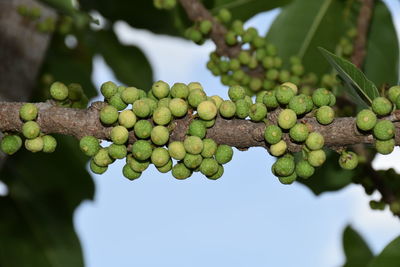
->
[74,2,400,267]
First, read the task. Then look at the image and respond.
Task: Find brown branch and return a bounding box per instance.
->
[351,0,374,68]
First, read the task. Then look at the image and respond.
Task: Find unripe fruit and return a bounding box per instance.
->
[1,135,22,155]
[288,95,307,115]
[152,81,170,99]
[200,158,219,176]
[90,159,107,174]
[295,160,314,179]
[200,20,212,34]
[356,109,377,131]
[264,125,282,145]
[274,156,295,177]
[184,136,204,154]
[22,121,40,139]
[188,82,203,91]
[151,147,170,167]
[19,103,38,121]
[312,88,331,107]
[188,89,207,108]
[255,91,267,104]
[278,172,297,185]
[168,141,186,160]
[219,100,236,118]
[121,87,140,104]
[108,143,127,159]
[215,144,233,164]
[127,154,150,172]
[132,99,151,118]
[225,31,237,45]
[210,95,223,109]
[183,153,203,169]
[158,98,171,108]
[373,120,395,140]
[93,148,113,167]
[111,125,129,144]
[375,138,395,155]
[372,97,392,116]
[101,81,118,99]
[305,132,324,150]
[206,164,224,180]
[388,85,400,103]
[263,91,279,110]
[197,100,217,120]
[151,125,169,146]
[201,138,218,158]
[235,99,250,118]
[305,96,314,112]
[289,123,309,142]
[100,105,119,125]
[79,136,100,157]
[316,106,335,125]
[67,83,83,101]
[228,85,245,101]
[218,8,231,23]
[278,109,297,129]
[188,120,206,138]
[122,164,141,180]
[42,135,57,153]
[328,93,336,106]
[172,163,192,180]
[307,149,326,167]
[118,110,137,128]
[169,98,188,117]
[171,83,189,99]
[156,159,173,173]
[132,140,153,160]
[338,151,358,170]
[50,81,68,101]
[270,140,287,156]
[249,103,267,121]
[152,106,172,125]
[25,136,43,152]
[109,93,128,111]
[143,98,157,114]
[134,120,153,139]
[276,85,295,105]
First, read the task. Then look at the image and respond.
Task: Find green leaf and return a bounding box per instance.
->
[92,29,153,90]
[0,136,94,266]
[368,236,400,267]
[319,47,379,107]
[363,1,399,87]
[39,0,76,14]
[342,225,374,267]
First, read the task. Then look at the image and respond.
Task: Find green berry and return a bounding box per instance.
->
[67,83,83,101]
[256,91,267,104]
[289,123,309,142]
[215,144,233,164]
[338,151,358,170]
[183,153,203,169]
[93,148,113,167]
[108,143,127,159]
[264,125,282,145]
[156,159,173,173]
[184,136,203,154]
[25,136,43,152]
[151,125,169,146]
[235,99,250,118]
[249,103,267,121]
[134,120,153,139]
[109,93,128,111]
[169,98,188,117]
[278,172,297,185]
[19,103,38,121]
[356,109,377,131]
[200,20,212,35]
[276,85,295,105]
[50,82,68,101]
[42,135,57,153]
[372,97,392,116]
[79,136,100,157]
[152,81,170,99]
[288,95,307,115]
[188,120,206,138]
[121,87,140,104]
[118,110,137,128]
[132,99,151,118]
[206,164,224,180]
[278,109,297,129]
[188,82,203,91]
[171,83,189,99]
[295,160,314,179]
[158,98,171,108]
[153,106,172,125]
[316,106,335,125]
[127,154,150,172]
[218,8,231,23]
[201,138,217,158]
[1,135,22,155]
[373,120,395,140]
[111,125,129,144]
[266,69,279,80]
[199,158,219,176]
[132,140,153,160]
[100,105,119,125]
[278,70,290,83]
[210,95,223,109]
[307,149,326,167]
[90,159,107,174]
[231,20,244,35]
[305,132,324,150]
[263,91,279,110]
[22,121,40,139]
[122,164,141,180]
[225,31,237,45]
[273,156,295,177]
[375,138,395,155]
[168,141,186,160]
[197,100,218,121]
[388,85,400,103]
[219,100,236,118]
[270,140,287,157]
[151,147,170,167]
[312,88,331,107]
[172,163,192,180]
[188,89,207,108]
[101,81,118,99]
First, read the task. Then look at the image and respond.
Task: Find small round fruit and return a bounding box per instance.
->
[132,140,153,160]
[235,99,250,118]
[127,155,150,172]
[156,159,173,173]
[274,156,295,177]
[275,85,295,105]
[289,123,309,142]
[307,149,326,167]
[264,125,282,145]
[188,82,203,91]
[111,126,129,144]
[67,83,83,101]
[132,99,151,118]
[278,109,297,129]
[25,137,43,152]
[372,97,392,116]
[312,88,331,107]
[288,95,307,115]
[109,93,127,111]
[219,100,236,118]
[153,106,172,125]
[50,81,68,101]
[122,164,141,180]
[79,136,100,157]
[151,125,169,146]
[249,103,267,121]
[171,83,189,99]
[201,138,217,158]
[184,136,204,154]
[134,120,152,139]
[188,89,207,108]
[108,144,127,159]
[1,135,22,155]
[356,109,377,131]
[263,91,279,110]
[373,120,395,140]
[100,105,118,125]
[151,147,170,167]
[281,82,298,94]
[42,135,57,153]
[172,163,192,180]
[295,160,315,179]
[375,138,395,155]
[188,120,206,138]
[93,148,113,167]
[228,85,245,101]
[215,144,233,164]
[100,81,117,99]
[338,151,358,170]
[197,101,217,120]
[199,158,219,176]
[183,153,203,169]
[316,106,335,125]
[118,110,137,128]
[305,132,324,150]
[90,159,107,174]
[152,80,170,99]
[121,87,140,104]
[22,121,40,139]
[19,103,38,121]
[169,98,188,117]
[388,85,400,103]
[168,141,186,160]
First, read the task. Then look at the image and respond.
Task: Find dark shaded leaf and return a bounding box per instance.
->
[368,236,400,267]
[342,225,374,267]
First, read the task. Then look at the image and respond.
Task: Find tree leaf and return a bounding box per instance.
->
[92,29,153,90]
[342,225,374,267]
[319,47,379,107]
[0,136,94,267]
[368,236,400,267]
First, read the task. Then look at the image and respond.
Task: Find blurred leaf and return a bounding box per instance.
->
[39,0,76,14]
[363,1,399,87]
[319,47,379,107]
[93,29,153,90]
[342,225,374,267]
[0,136,94,266]
[368,236,400,267]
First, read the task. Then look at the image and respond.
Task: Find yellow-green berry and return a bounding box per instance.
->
[121,87,140,104]
[25,136,43,152]
[373,120,395,140]
[278,109,297,129]
[188,89,207,108]
[219,100,236,118]
[197,100,217,120]
[206,164,224,180]
[111,125,129,144]
[22,121,40,139]
[199,158,219,176]
[156,159,173,173]
[101,81,117,99]
[273,156,295,177]
[188,82,203,91]
[188,120,206,138]
[42,135,57,153]
[184,136,204,154]
[270,140,287,156]
[289,123,309,142]
[372,97,392,116]
[169,98,188,117]
[201,138,217,158]
[235,99,250,118]
[109,93,127,111]
[295,160,314,179]
[171,83,189,99]
[278,172,297,185]
[228,85,245,101]
[100,105,118,125]
[50,81,68,101]
[151,147,170,167]
[153,106,172,125]
[122,164,141,180]
[200,20,212,35]
[307,149,326,167]
[168,141,186,160]
[132,140,153,160]
[288,95,307,115]
[388,85,400,103]
[67,83,83,101]
[90,159,108,174]
[264,125,282,145]
[118,110,137,128]
[183,153,203,169]
[305,132,324,150]
[133,99,151,118]
[127,154,150,172]
[276,85,295,105]
[94,148,113,167]
[152,81,170,99]
[312,88,331,107]
[172,163,192,180]
[79,136,100,157]
[316,106,335,125]
[151,125,169,146]
[249,103,267,121]
[19,103,38,121]
[375,138,395,155]
[338,151,358,170]
[356,109,377,131]
[134,120,153,139]
[1,135,22,155]
[263,91,279,110]
[108,144,127,159]
[215,144,233,164]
